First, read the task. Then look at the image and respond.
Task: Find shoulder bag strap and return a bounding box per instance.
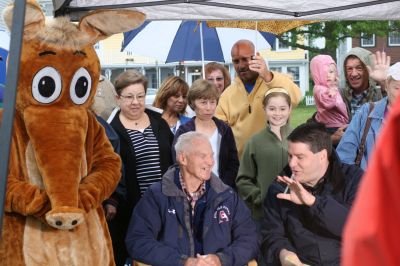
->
[355,102,375,166]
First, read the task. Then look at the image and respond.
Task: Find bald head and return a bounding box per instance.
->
[231,40,258,84]
[231,40,255,56]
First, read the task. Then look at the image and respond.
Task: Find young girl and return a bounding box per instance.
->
[310,54,349,134]
[237,88,292,222]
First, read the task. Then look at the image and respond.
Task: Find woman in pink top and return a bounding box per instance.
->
[310,54,349,134]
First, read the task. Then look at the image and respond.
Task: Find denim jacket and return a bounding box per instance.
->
[337,97,387,170]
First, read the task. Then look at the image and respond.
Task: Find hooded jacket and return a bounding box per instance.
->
[126,165,259,266]
[310,55,348,128]
[342,47,383,120]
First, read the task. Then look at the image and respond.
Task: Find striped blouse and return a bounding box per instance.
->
[126,126,162,195]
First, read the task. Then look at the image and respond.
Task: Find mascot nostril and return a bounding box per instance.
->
[0,0,145,265]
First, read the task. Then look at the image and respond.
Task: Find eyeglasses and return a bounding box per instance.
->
[119,94,145,103]
[207,77,224,82]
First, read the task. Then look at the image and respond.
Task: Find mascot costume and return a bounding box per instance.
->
[0,1,145,265]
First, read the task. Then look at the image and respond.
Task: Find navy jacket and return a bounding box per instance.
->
[126,165,259,266]
[262,153,363,266]
[173,116,239,189]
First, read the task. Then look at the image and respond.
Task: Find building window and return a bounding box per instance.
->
[145,68,157,89]
[360,33,375,47]
[388,31,400,46]
[275,33,292,51]
[126,51,133,56]
[94,42,100,50]
[269,67,282,72]
[287,67,300,86]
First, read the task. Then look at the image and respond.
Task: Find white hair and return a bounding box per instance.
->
[174,131,210,159]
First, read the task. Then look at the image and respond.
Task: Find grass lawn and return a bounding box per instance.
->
[290,106,316,128]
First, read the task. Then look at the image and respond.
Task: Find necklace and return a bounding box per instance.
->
[132,117,143,127]
[162,113,178,127]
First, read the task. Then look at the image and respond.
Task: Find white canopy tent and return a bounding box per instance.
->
[52,0,400,21]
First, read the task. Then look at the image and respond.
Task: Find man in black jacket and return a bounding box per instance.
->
[262,122,363,266]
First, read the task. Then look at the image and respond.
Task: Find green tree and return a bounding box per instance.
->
[278,21,400,60]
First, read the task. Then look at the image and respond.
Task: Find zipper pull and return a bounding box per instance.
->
[248,105,251,113]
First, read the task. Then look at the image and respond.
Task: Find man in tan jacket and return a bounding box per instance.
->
[215,40,302,157]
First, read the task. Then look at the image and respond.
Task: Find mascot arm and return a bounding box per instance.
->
[5,141,50,217]
[79,114,122,212]
[5,178,50,217]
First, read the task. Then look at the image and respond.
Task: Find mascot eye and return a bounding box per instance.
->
[32,67,62,104]
[70,67,92,105]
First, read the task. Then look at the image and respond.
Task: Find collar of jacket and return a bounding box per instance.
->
[343,80,380,103]
[161,165,231,198]
[110,107,163,140]
[266,122,292,137]
[234,75,265,94]
[369,97,388,119]
[181,116,228,135]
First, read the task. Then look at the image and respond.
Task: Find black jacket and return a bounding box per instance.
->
[107,108,174,266]
[109,108,174,209]
[262,152,363,265]
[173,116,239,189]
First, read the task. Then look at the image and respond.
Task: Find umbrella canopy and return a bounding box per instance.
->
[122,20,276,63]
[207,20,318,35]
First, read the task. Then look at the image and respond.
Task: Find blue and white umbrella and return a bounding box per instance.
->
[0,30,10,103]
[122,20,276,65]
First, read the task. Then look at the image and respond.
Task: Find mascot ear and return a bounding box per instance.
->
[79,9,146,45]
[2,0,45,38]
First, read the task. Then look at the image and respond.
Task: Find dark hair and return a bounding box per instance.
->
[114,70,148,95]
[187,79,219,110]
[262,91,291,108]
[153,76,189,113]
[288,122,332,156]
[205,62,231,89]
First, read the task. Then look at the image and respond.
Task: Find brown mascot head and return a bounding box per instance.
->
[2,0,145,230]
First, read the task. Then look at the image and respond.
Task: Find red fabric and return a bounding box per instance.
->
[342,97,400,266]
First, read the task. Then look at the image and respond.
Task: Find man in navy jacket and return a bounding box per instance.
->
[262,122,363,266]
[126,131,258,266]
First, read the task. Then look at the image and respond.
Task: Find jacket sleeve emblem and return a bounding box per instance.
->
[213,205,231,224]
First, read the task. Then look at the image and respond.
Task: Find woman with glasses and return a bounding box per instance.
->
[153,76,190,134]
[205,62,231,95]
[173,79,239,189]
[106,70,174,266]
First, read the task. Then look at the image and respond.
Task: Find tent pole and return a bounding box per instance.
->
[199,22,205,79]
[0,1,26,234]
[254,21,258,55]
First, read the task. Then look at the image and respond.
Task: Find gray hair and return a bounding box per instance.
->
[174,131,210,159]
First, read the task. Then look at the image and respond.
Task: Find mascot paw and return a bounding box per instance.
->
[45,206,85,230]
